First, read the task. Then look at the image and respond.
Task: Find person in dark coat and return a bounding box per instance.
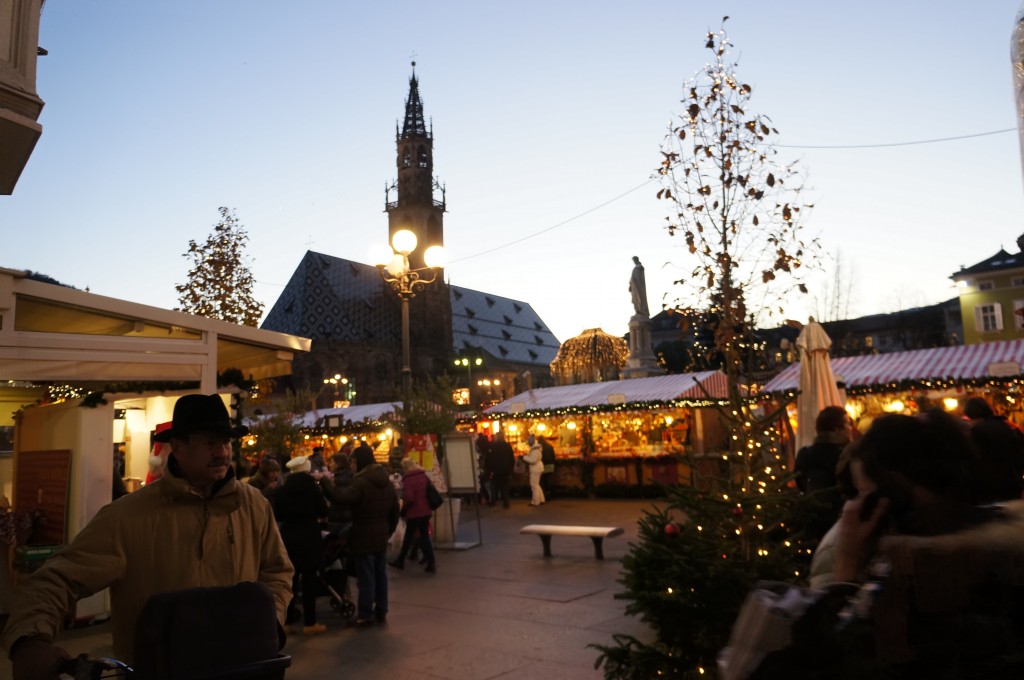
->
[330,446,399,625]
[539,435,556,500]
[275,456,329,635]
[486,431,515,509]
[248,457,281,503]
[475,434,492,503]
[389,459,437,573]
[321,452,354,531]
[964,396,1024,503]
[794,405,853,542]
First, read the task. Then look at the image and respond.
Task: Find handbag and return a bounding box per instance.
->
[425,480,444,510]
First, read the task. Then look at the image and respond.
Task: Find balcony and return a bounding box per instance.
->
[0,0,45,195]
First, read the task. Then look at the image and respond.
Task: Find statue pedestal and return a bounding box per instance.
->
[623,315,661,379]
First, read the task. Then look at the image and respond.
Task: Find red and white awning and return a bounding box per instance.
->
[761,339,1024,394]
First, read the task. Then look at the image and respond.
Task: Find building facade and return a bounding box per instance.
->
[951,235,1024,344]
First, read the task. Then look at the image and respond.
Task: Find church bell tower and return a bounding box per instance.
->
[386,62,446,270]
[385,63,452,377]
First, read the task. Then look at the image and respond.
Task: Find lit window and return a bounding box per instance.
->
[978,281,995,291]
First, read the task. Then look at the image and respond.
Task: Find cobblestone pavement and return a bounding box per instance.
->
[2,497,656,679]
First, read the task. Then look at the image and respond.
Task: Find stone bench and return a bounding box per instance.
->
[520,524,624,560]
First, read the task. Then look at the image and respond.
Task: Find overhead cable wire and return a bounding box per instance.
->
[778,127,1014,149]
[449,177,658,263]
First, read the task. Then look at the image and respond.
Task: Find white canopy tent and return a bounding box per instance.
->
[484,371,729,414]
[0,268,310,391]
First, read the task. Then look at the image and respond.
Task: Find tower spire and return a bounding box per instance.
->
[401,61,428,139]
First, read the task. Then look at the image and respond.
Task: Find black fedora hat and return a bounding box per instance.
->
[153,394,249,443]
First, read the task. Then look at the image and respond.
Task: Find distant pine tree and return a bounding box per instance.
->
[175,207,263,326]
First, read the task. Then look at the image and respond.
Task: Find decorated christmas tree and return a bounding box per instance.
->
[594,18,820,679]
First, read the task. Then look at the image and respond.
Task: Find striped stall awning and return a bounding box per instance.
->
[761,339,1024,394]
[484,370,729,415]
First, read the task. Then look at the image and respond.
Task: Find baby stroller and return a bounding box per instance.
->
[320,523,355,619]
[58,582,291,679]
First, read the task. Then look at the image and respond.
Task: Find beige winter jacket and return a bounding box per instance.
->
[1,465,294,663]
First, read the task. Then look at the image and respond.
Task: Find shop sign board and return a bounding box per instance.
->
[988,361,1021,377]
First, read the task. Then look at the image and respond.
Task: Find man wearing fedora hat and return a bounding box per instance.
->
[3,394,294,680]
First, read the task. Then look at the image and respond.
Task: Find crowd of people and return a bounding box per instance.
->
[473,431,557,508]
[765,396,1024,678]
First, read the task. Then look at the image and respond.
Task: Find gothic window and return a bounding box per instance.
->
[402,151,411,167]
[418,147,428,168]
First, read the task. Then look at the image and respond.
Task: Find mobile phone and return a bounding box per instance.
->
[858,490,883,522]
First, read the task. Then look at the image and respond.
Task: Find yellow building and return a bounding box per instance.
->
[951,237,1024,344]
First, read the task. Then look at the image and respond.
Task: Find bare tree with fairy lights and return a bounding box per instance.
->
[175,207,264,327]
[594,19,822,679]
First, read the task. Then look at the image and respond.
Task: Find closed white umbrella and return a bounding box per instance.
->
[795,318,843,452]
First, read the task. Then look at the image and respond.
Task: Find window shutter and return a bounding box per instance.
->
[974,305,984,332]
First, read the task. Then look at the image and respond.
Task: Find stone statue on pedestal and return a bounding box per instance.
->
[629,256,650,318]
[624,256,660,378]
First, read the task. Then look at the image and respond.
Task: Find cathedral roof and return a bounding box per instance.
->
[262,251,559,368]
[261,251,401,344]
[450,286,560,366]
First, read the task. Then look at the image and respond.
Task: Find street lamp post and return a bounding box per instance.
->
[322,374,354,408]
[371,229,446,431]
[454,356,482,406]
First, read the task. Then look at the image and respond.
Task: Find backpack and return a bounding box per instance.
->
[541,442,555,466]
[425,480,444,510]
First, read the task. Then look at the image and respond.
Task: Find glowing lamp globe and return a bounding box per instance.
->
[424,244,447,268]
[385,254,405,277]
[391,229,417,255]
[369,243,394,267]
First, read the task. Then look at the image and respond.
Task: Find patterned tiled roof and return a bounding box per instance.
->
[262,251,401,344]
[450,285,560,366]
[262,251,558,368]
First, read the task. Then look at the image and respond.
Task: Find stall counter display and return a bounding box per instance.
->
[495,409,695,459]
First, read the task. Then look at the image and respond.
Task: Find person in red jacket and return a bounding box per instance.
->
[388,459,437,573]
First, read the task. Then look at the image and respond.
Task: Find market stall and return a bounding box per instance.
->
[290,402,402,460]
[762,338,1024,434]
[471,371,732,496]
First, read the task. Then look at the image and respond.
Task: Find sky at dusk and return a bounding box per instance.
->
[3,1,1023,346]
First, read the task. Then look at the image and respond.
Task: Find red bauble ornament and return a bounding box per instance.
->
[731,507,743,517]
[664,522,681,537]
